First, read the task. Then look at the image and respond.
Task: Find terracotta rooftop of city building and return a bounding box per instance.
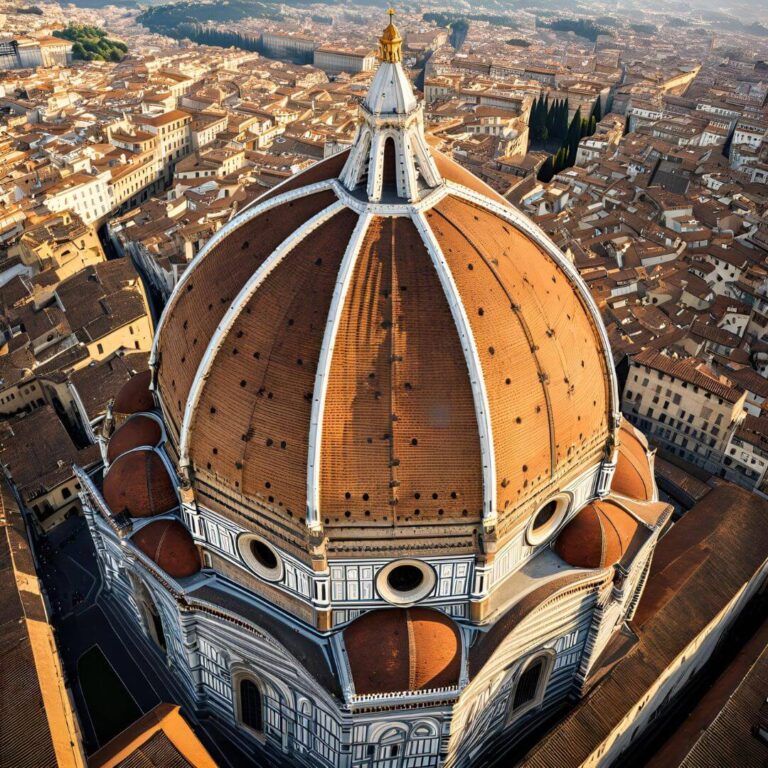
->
[112,368,155,418]
[612,420,655,501]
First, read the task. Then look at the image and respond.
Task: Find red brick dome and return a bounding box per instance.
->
[102,449,177,518]
[113,369,154,417]
[343,608,461,694]
[150,50,618,559]
[554,499,640,569]
[132,519,200,578]
[107,415,162,463]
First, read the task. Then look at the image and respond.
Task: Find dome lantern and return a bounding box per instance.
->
[339,9,442,203]
[379,8,403,63]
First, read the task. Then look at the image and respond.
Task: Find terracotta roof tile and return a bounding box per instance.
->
[554,498,642,569]
[612,420,655,501]
[103,450,177,518]
[113,369,155,417]
[344,608,461,694]
[132,519,200,579]
[107,415,163,464]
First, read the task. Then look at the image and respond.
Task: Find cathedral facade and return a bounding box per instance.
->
[79,15,671,768]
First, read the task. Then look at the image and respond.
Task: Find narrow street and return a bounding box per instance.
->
[35,515,256,767]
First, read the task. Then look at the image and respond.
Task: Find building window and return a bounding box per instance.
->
[62,487,72,499]
[506,651,555,725]
[240,679,263,732]
[514,658,544,710]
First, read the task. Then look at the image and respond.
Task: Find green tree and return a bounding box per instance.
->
[530,96,539,141]
[538,156,554,182]
[558,99,569,139]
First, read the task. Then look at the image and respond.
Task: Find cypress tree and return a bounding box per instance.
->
[566,107,581,155]
[559,99,569,139]
[538,155,554,182]
[590,98,602,122]
[535,97,547,142]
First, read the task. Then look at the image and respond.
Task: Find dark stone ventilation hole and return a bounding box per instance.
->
[250,540,277,570]
[532,500,558,532]
[387,564,423,593]
[240,380,247,387]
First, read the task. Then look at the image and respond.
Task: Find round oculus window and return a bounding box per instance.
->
[238,534,283,582]
[526,495,570,546]
[376,559,435,605]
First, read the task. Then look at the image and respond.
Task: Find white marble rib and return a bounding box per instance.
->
[177,200,346,467]
[305,212,373,531]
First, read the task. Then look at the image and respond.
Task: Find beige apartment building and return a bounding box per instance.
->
[0,405,100,532]
[0,374,46,419]
[109,151,164,211]
[11,211,105,281]
[313,46,377,75]
[43,171,112,226]
[622,348,747,474]
[137,110,192,179]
